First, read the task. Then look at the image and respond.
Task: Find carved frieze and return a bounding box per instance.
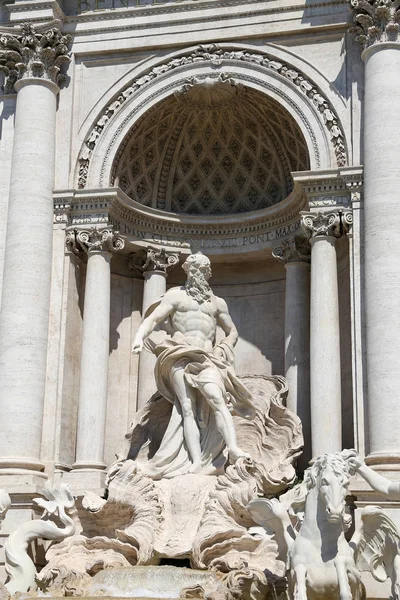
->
[301,210,352,239]
[129,247,179,274]
[272,237,311,264]
[348,0,400,48]
[66,227,124,255]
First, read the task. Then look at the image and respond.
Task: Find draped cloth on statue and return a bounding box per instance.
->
[137,334,256,480]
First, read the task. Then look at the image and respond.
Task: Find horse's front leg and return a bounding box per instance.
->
[334,557,352,600]
[293,564,308,600]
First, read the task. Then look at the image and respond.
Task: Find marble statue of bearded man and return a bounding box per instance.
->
[131,253,255,479]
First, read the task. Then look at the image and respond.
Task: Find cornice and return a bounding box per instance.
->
[292,167,362,208]
[64,0,348,28]
[55,184,308,253]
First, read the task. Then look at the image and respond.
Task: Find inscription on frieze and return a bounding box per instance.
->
[73,0,196,14]
[106,218,300,250]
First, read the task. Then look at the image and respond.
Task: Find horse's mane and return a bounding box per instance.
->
[305,450,355,490]
[284,450,357,516]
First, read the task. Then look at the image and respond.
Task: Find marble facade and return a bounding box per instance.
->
[0,0,399,597]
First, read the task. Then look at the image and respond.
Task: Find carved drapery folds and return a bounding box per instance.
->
[272,237,311,264]
[0,23,71,93]
[129,247,179,274]
[300,210,352,239]
[348,0,400,48]
[66,227,125,255]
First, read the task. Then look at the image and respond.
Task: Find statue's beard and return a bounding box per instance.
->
[185,271,212,303]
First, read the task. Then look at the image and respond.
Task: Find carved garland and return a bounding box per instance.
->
[77,45,347,189]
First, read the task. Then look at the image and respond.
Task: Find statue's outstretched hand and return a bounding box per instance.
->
[132,339,143,354]
[346,452,364,473]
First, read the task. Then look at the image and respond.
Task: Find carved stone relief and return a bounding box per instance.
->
[77,44,347,190]
[348,0,400,47]
[66,227,125,255]
[0,23,71,93]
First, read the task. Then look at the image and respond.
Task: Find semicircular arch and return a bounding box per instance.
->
[76,44,348,191]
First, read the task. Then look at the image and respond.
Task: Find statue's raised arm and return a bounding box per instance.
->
[349,453,400,499]
[131,289,178,354]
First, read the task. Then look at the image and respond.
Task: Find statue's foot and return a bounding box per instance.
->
[188,461,202,474]
[229,447,251,463]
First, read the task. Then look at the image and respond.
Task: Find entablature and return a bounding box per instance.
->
[54,169,361,256]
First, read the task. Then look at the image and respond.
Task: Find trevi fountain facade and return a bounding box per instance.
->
[0,0,400,597]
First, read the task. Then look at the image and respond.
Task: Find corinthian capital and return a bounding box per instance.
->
[129,247,179,275]
[0,23,72,93]
[272,237,311,265]
[347,0,400,48]
[301,210,352,239]
[66,228,125,255]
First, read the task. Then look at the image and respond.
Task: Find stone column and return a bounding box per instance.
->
[272,238,311,468]
[130,248,179,409]
[0,25,71,479]
[348,0,400,468]
[301,211,351,458]
[67,228,124,472]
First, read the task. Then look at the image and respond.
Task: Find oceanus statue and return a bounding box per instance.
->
[131,252,256,478]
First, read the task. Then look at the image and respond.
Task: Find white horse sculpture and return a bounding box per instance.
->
[248,450,400,600]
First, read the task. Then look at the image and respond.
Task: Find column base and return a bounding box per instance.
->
[0,458,47,490]
[365,451,400,471]
[0,457,45,471]
[57,468,107,496]
[72,460,106,470]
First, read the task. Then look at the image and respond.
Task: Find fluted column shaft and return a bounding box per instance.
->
[68,228,124,470]
[130,248,179,409]
[272,239,311,468]
[302,211,351,457]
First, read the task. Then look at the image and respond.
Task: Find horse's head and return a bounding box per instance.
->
[304,451,355,525]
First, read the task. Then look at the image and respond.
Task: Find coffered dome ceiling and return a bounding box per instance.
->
[112,80,310,215]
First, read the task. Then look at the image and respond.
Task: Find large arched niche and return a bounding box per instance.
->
[79,44,347,191]
[111,82,309,216]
